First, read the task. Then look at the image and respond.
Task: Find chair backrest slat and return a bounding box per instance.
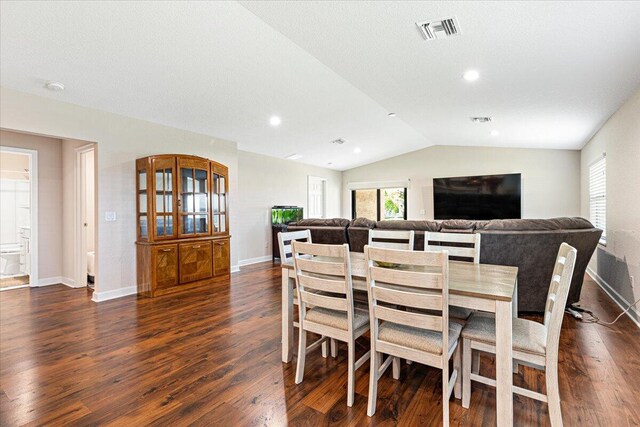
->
[298,274,346,294]
[374,305,443,331]
[367,245,445,266]
[369,229,415,251]
[300,290,349,311]
[544,243,577,355]
[295,257,345,277]
[370,266,443,289]
[373,286,443,310]
[425,231,481,263]
[278,230,312,261]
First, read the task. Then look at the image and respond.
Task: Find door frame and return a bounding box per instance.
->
[307,175,327,219]
[74,144,96,288]
[0,146,38,288]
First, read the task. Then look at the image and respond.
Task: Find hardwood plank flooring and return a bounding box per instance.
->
[0,262,638,426]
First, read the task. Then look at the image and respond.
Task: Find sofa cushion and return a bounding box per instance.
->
[440,219,477,233]
[294,218,350,227]
[477,217,594,231]
[350,217,376,228]
[375,220,440,231]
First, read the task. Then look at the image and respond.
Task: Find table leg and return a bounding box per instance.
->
[495,300,513,427]
[282,268,294,363]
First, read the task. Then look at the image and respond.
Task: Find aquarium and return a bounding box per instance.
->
[271,206,303,225]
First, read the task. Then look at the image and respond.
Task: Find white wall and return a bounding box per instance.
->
[237,150,342,263]
[580,88,640,324]
[0,130,63,280]
[1,87,238,298]
[342,145,581,220]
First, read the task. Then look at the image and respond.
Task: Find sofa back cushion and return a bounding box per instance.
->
[294,218,350,227]
[477,217,594,231]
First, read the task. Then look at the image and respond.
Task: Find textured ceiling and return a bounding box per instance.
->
[2,1,639,170]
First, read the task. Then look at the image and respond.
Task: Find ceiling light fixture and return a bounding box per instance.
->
[286,154,302,160]
[44,81,65,91]
[388,112,397,117]
[463,70,479,82]
[269,115,281,126]
[353,147,362,154]
[470,116,492,123]
[491,130,500,136]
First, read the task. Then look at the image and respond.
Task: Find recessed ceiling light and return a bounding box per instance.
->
[388,112,397,118]
[491,130,500,136]
[269,116,281,126]
[327,162,333,165]
[353,147,362,154]
[286,154,302,160]
[463,70,479,82]
[44,81,65,91]
[470,116,492,123]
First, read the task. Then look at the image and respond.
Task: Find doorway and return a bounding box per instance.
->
[0,147,38,290]
[75,144,96,289]
[307,176,327,219]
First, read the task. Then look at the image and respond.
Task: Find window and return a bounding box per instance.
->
[589,155,606,244]
[352,187,407,221]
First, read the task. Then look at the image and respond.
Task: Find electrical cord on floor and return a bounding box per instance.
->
[569,296,640,325]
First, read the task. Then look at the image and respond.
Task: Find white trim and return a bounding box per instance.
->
[0,146,38,288]
[37,276,64,287]
[347,179,410,191]
[587,267,640,329]
[231,265,240,273]
[75,144,96,290]
[238,255,272,267]
[0,284,30,291]
[91,286,137,302]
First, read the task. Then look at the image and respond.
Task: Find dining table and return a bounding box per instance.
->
[281,252,518,427]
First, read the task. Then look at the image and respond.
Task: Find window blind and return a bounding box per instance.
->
[589,156,606,244]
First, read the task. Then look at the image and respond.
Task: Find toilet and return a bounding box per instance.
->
[0,243,22,276]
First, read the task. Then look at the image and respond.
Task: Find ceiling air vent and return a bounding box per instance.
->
[470,117,492,123]
[330,138,347,145]
[416,17,460,40]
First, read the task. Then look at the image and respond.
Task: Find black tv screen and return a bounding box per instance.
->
[433,173,521,220]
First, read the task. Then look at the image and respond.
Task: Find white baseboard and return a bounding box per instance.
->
[231,265,240,273]
[91,286,137,302]
[587,267,640,329]
[238,255,272,267]
[37,276,64,287]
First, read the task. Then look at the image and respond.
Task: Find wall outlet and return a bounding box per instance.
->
[419,209,426,215]
[265,241,269,248]
[105,211,117,222]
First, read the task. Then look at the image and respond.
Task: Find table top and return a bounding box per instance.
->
[282,252,517,302]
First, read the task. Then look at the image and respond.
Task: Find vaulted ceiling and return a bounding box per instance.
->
[2,1,639,170]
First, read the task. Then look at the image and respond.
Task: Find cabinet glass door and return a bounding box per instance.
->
[178,159,210,237]
[212,165,228,234]
[138,168,148,239]
[151,157,176,239]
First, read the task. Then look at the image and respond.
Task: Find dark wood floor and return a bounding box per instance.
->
[1,262,639,426]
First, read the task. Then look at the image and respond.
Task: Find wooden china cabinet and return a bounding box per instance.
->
[135,154,230,297]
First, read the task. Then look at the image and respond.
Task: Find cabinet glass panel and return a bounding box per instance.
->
[139,193,147,213]
[182,215,194,234]
[164,168,172,190]
[165,216,173,235]
[156,216,165,236]
[156,194,165,213]
[219,194,226,213]
[195,169,207,193]
[165,194,173,213]
[195,215,208,233]
[183,194,194,212]
[212,195,219,213]
[139,171,147,191]
[219,177,225,193]
[213,215,219,232]
[181,168,193,193]
[140,215,148,238]
[196,194,208,212]
[220,214,226,232]
[156,171,164,191]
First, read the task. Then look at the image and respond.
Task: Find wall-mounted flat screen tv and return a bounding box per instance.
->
[433,173,521,220]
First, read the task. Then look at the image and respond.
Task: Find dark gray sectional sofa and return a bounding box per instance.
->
[287,217,602,313]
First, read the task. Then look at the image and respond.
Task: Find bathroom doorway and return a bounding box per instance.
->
[0,147,38,290]
[75,144,96,289]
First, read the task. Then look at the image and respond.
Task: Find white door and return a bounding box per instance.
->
[307,176,326,218]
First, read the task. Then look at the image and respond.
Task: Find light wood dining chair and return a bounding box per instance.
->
[292,241,371,407]
[461,243,577,427]
[425,231,481,322]
[368,229,415,250]
[279,230,331,358]
[364,245,462,425]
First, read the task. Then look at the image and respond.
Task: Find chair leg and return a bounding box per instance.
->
[295,328,307,384]
[347,341,356,407]
[367,351,379,417]
[453,341,462,400]
[331,338,337,358]
[442,355,450,427]
[392,357,401,380]
[462,338,471,409]
[546,362,563,427]
[322,337,328,358]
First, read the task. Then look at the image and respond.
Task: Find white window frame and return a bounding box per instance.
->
[589,154,606,245]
